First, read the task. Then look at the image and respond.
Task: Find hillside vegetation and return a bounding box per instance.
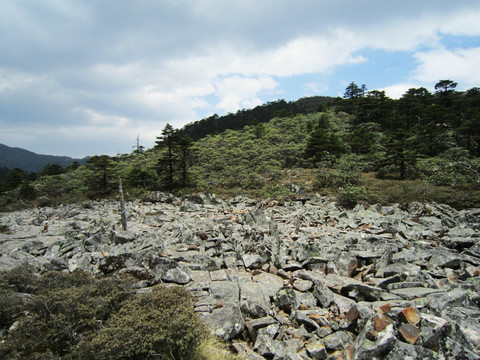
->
[1,80,480,211]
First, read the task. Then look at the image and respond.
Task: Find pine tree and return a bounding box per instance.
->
[155,124,178,189]
[154,124,193,189]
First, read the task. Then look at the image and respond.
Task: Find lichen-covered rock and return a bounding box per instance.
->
[274,287,297,313]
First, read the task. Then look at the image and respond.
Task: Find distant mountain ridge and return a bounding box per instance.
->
[0,143,89,173]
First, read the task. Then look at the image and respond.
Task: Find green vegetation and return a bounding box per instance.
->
[1,80,480,210]
[0,267,237,360]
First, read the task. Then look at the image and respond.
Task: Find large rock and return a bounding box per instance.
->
[239,282,271,318]
[201,304,245,341]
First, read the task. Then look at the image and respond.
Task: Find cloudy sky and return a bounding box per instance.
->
[1,1,480,158]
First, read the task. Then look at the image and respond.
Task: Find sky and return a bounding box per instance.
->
[1,1,480,158]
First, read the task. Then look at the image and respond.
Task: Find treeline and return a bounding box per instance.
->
[334,80,480,158]
[179,96,333,141]
[1,80,479,210]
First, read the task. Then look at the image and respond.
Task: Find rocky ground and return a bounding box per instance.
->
[1,192,479,359]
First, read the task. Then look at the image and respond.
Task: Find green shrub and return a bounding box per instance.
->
[77,286,207,360]
[337,185,367,208]
[260,184,292,200]
[315,170,362,189]
[0,270,133,360]
[0,288,26,328]
[418,149,480,186]
[0,265,39,293]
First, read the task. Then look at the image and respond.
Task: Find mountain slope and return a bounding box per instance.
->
[0,143,89,173]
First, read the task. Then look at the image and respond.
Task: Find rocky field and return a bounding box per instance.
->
[1,193,479,359]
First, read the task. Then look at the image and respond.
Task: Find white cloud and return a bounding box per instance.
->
[214,76,279,113]
[414,47,480,88]
[76,108,131,127]
[380,83,423,99]
[0,68,37,92]
[2,1,480,155]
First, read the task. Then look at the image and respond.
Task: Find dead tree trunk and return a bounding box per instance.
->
[118,176,127,231]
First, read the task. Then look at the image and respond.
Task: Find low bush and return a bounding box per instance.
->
[337,185,367,208]
[0,268,225,360]
[0,269,133,359]
[77,286,208,360]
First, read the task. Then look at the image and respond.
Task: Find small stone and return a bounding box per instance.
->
[251,316,278,329]
[111,230,136,244]
[341,283,383,302]
[283,260,303,271]
[398,323,420,344]
[295,311,320,332]
[344,344,355,360]
[377,303,391,314]
[299,303,309,310]
[277,268,292,279]
[312,282,335,308]
[210,269,227,281]
[305,341,328,359]
[274,287,297,313]
[242,254,268,269]
[465,266,479,277]
[317,326,333,338]
[293,278,314,292]
[345,305,360,323]
[163,267,191,284]
[373,314,393,332]
[322,330,353,350]
[398,306,420,326]
[444,268,458,283]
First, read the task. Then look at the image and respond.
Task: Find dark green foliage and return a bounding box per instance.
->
[125,167,157,190]
[418,147,480,186]
[378,129,420,180]
[19,181,37,200]
[178,96,333,141]
[85,155,117,195]
[40,163,65,176]
[78,286,207,360]
[155,124,194,189]
[0,288,26,328]
[0,265,39,293]
[435,79,458,94]
[155,123,177,189]
[0,267,208,360]
[343,81,366,99]
[192,115,310,190]
[3,168,27,190]
[0,269,133,360]
[305,113,346,166]
[337,185,367,208]
[349,125,375,154]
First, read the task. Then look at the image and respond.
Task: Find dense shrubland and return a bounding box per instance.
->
[1,80,480,210]
[0,267,234,360]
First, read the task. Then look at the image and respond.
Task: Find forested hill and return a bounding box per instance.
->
[0,144,88,173]
[178,96,333,140]
[1,80,480,211]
